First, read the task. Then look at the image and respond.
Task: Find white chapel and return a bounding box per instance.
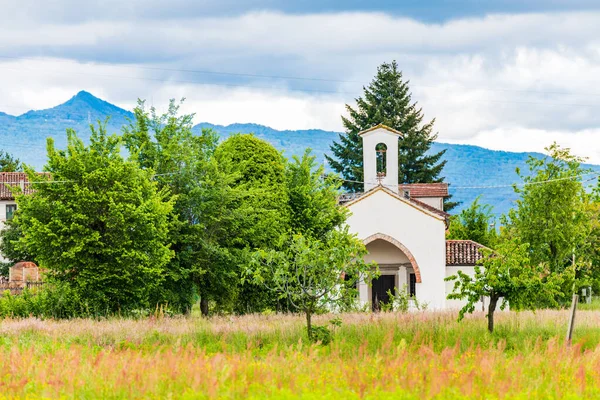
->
[341,124,487,310]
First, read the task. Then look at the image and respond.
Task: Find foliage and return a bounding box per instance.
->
[325,60,455,210]
[0,283,90,318]
[214,134,292,313]
[214,134,290,248]
[380,285,428,312]
[447,196,498,247]
[447,237,564,332]
[13,122,174,313]
[0,219,37,269]
[124,99,239,314]
[506,143,595,299]
[246,229,375,342]
[0,149,21,172]
[286,149,347,238]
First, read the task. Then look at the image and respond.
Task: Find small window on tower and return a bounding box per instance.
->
[376,143,387,179]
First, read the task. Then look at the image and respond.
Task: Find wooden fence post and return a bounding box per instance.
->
[566,293,579,345]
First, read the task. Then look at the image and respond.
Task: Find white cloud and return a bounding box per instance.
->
[1,10,600,160]
[454,127,600,164]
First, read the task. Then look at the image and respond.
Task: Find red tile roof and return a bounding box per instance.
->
[410,197,450,219]
[0,172,33,200]
[399,183,449,198]
[446,240,487,266]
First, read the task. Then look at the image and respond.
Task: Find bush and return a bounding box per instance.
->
[381,286,428,312]
[309,325,333,345]
[0,284,81,318]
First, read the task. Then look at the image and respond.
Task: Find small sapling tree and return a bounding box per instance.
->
[245,228,376,342]
[446,239,564,333]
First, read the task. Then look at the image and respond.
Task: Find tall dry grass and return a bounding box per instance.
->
[0,310,599,398]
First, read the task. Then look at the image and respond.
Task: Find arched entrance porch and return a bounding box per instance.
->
[360,233,422,310]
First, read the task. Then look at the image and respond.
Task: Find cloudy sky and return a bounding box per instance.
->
[2,1,600,160]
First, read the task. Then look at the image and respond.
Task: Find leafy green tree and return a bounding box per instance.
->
[179,156,251,315]
[246,229,374,341]
[14,122,174,313]
[583,191,600,294]
[325,61,455,209]
[447,237,564,333]
[0,150,21,172]
[287,149,347,238]
[214,134,291,313]
[507,143,592,285]
[0,219,36,275]
[124,99,233,314]
[214,134,290,248]
[447,196,497,247]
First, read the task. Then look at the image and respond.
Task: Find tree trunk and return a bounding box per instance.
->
[200,298,209,317]
[487,294,499,333]
[306,310,312,341]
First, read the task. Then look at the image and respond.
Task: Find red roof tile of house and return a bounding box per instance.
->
[399,183,449,198]
[0,172,33,200]
[446,240,486,266]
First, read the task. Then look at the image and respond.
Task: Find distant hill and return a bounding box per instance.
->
[2,91,597,216]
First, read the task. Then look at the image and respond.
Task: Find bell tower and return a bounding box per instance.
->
[359,124,402,194]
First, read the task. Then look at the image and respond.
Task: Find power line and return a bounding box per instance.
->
[4,55,600,99]
[332,172,600,191]
[3,61,600,109]
[0,55,361,84]
[0,65,357,96]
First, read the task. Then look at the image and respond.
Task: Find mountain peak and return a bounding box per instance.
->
[73,90,97,101]
[17,90,133,122]
[64,90,106,108]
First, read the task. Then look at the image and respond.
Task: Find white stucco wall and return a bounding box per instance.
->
[362,128,399,194]
[0,200,16,263]
[347,189,447,309]
[445,266,488,311]
[415,196,443,210]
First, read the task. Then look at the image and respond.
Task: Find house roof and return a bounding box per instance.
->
[357,124,403,137]
[410,197,449,219]
[341,185,450,221]
[446,240,487,266]
[399,183,449,198]
[0,172,33,201]
[11,261,38,269]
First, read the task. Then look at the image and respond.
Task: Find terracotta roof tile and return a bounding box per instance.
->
[446,240,486,266]
[399,183,449,198]
[409,197,450,219]
[0,172,33,201]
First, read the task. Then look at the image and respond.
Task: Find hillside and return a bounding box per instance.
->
[2,92,596,216]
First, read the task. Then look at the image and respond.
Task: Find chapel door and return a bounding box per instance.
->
[371,275,395,311]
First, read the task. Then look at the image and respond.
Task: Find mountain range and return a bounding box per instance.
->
[2,91,597,216]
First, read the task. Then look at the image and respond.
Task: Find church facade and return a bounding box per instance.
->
[342,125,486,310]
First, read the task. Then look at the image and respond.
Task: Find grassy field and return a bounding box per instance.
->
[0,310,600,398]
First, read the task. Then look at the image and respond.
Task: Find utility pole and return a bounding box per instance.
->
[566,293,578,345]
[566,252,578,345]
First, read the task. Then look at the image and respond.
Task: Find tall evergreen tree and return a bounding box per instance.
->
[326,61,455,209]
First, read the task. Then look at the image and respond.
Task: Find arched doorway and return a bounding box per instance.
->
[362,233,422,310]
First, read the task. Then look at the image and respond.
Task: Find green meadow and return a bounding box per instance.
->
[0,310,599,399]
